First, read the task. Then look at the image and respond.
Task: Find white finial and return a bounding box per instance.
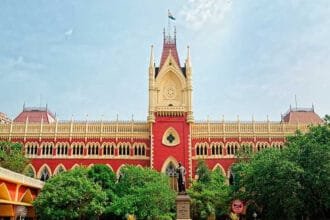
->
[186,46,191,67]
[149,45,154,67]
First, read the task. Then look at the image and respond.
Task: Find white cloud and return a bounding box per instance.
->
[180,0,232,30]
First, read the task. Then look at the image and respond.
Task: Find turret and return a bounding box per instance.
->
[185,46,194,123]
[148,45,156,123]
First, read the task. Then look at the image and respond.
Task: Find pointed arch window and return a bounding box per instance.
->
[226,143,239,155]
[40,167,50,181]
[23,165,36,178]
[54,165,65,175]
[118,143,130,156]
[25,143,38,157]
[87,143,99,156]
[133,143,146,156]
[103,143,115,156]
[56,143,68,156]
[195,143,208,156]
[41,143,53,156]
[211,142,223,156]
[72,143,84,156]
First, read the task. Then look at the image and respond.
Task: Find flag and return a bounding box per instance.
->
[168,10,175,20]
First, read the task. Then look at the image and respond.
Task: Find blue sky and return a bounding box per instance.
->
[0,0,329,121]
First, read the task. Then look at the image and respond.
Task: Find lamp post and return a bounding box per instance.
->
[252,211,257,220]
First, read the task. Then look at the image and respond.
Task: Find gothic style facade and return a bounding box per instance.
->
[0,30,323,181]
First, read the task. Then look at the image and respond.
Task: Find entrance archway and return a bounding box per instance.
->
[161,157,179,191]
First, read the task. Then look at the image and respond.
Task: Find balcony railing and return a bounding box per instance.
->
[0,121,150,140]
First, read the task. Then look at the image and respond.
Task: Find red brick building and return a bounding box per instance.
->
[0,30,323,182]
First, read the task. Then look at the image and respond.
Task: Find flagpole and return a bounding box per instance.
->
[168,9,171,40]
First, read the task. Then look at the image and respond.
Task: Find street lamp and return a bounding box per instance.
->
[252,211,257,220]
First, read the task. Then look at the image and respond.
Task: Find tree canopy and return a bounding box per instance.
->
[87,164,117,216]
[232,123,330,219]
[188,160,230,219]
[111,165,176,219]
[34,165,176,219]
[0,141,29,173]
[34,167,107,220]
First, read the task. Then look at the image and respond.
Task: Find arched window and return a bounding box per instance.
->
[226,143,239,155]
[103,143,115,156]
[23,165,36,178]
[142,146,145,155]
[118,143,130,156]
[72,143,84,156]
[211,143,223,156]
[87,143,99,156]
[195,143,208,156]
[41,143,53,156]
[40,167,50,181]
[25,143,38,157]
[56,143,68,156]
[133,143,146,156]
[54,165,66,175]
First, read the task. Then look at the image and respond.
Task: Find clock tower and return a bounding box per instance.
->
[148,29,194,179]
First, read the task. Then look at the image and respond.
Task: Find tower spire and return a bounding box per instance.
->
[149,45,154,67]
[186,46,191,68]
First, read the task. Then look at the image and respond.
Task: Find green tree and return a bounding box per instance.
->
[87,164,117,216]
[195,160,211,183]
[233,122,330,219]
[324,114,330,125]
[233,148,304,219]
[111,166,176,219]
[34,167,107,220]
[188,161,230,220]
[286,125,330,219]
[0,141,29,173]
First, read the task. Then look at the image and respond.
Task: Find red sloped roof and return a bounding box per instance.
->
[159,39,180,69]
[14,107,56,123]
[282,108,323,124]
